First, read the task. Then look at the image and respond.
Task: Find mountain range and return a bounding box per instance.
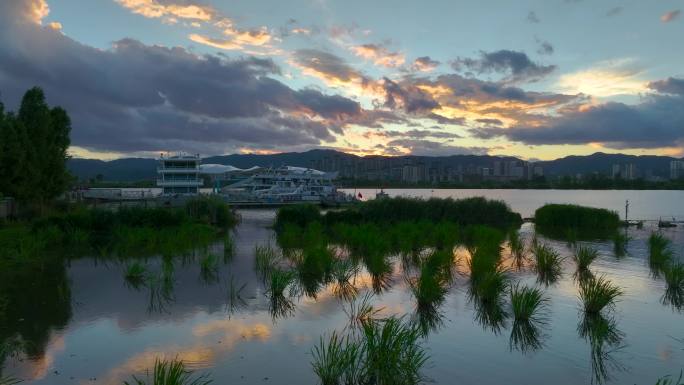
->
[67,149,682,181]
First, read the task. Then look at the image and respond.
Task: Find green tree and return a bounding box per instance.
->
[0,87,72,209]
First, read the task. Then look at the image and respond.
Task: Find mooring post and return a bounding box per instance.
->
[625,199,629,222]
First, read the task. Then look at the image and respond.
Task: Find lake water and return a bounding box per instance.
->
[2,190,684,385]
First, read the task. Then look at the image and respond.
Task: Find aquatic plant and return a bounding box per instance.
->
[664,263,684,291]
[360,317,429,385]
[274,204,321,231]
[612,231,629,257]
[0,376,22,385]
[332,259,360,300]
[296,244,336,297]
[225,275,246,314]
[199,254,219,284]
[534,204,620,240]
[123,358,212,385]
[124,262,148,288]
[508,230,527,269]
[579,275,623,316]
[223,234,234,262]
[533,242,563,286]
[574,244,599,272]
[656,371,684,385]
[254,243,279,278]
[268,268,296,298]
[649,232,674,275]
[577,313,626,385]
[510,284,549,323]
[185,195,237,228]
[345,292,383,331]
[311,332,362,385]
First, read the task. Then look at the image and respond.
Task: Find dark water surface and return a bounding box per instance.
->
[3,191,684,385]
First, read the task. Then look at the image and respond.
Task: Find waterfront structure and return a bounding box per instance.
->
[671,160,684,180]
[157,153,202,195]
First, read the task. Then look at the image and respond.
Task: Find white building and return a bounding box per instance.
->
[671,160,684,180]
[157,153,202,195]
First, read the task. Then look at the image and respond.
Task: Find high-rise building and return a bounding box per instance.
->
[671,160,684,180]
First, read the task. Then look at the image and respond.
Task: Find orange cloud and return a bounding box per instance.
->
[115,0,216,22]
[350,44,405,68]
[661,10,681,23]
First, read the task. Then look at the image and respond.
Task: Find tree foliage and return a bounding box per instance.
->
[0,87,72,205]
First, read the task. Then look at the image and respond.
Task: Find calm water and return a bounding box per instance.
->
[3,190,684,385]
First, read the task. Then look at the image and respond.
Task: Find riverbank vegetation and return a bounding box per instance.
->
[534,204,620,240]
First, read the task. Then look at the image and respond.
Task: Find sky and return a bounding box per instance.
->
[0,0,683,160]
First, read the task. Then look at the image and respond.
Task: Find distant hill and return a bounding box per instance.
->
[67,150,681,181]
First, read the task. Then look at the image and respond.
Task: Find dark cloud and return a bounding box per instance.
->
[475,118,504,126]
[527,11,540,23]
[0,1,371,154]
[412,56,440,72]
[384,139,488,156]
[383,130,462,140]
[475,90,684,149]
[451,50,557,83]
[605,7,623,17]
[382,77,439,114]
[649,77,684,95]
[291,48,368,83]
[536,40,554,55]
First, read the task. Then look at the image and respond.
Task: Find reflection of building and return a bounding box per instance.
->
[157,153,202,195]
[671,160,684,180]
[612,163,637,180]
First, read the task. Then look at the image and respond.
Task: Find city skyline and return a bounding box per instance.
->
[0,0,683,160]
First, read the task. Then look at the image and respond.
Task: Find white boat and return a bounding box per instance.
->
[201,164,353,205]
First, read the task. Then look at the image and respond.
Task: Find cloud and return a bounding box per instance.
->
[383,139,488,156]
[661,10,681,23]
[411,56,440,72]
[0,1,374,155]
[557,59,647,97]
[350,44,405,68]
[536,39,554,55]
[476,118,504,126]
[451,50,556,83]
[527,11,540,23]
[649,77,684,95]
[115,0,216,22]
[605,7,623,17]
[381,77,439,113]
[475,85,684,149]
[382,129,462,140]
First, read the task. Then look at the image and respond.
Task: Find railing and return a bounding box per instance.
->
[156,180,203,187]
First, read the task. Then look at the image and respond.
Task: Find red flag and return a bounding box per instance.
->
[357,192,363,199]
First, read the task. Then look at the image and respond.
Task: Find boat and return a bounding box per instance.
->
[376,188,390,199]
[202,164,355,206]
[658,217,678,228]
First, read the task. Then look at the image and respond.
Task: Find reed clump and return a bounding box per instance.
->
[612,231,629,257]
[533,242,563,285]
[254,244,279,278]
[124,262,148,287]
[579,275,623,316]
[311,317,429,385]
[510,284,549,323]
[574,244,599,272]
[534,204,620,240]
[649,232,674,274]
[123,358,212,385]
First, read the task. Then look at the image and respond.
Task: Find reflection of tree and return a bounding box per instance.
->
[0,259,72,374]
[578,314,626,385]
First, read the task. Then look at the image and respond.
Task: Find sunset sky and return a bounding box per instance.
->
[0,0,683,160]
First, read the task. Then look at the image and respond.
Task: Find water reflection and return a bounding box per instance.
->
[578,314,626,384]
[509,319,546,354]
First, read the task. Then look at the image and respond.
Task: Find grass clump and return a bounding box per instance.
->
[508,230,527,269]
[0,377,22,385]
[533,242,563,286]
[662,263,684,310]
[612,231,629,257]
[574,244,599,272]
[199,254,219,284]
[656,371,684,385]
[534,204,620,240]
[510,284,549,323]
[579,275,623,316]
[649,232,674,275]
[123,358,212,385]
[311,317,429,385]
